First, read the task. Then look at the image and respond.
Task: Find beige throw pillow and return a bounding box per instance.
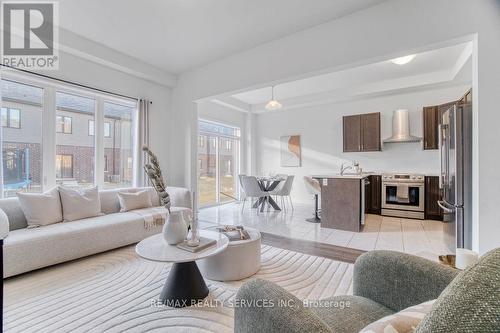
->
[360,300,435,333]
[17,187,63,227]
[118,190,152,212]
[59,186,103,222]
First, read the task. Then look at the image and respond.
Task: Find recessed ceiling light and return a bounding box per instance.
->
[390,54,416,65]
[265,86,282,110]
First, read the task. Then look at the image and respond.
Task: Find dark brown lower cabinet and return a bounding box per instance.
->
[425,176,443,221]
[365,175,381,215]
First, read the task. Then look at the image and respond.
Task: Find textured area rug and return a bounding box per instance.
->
[4,245,353,333]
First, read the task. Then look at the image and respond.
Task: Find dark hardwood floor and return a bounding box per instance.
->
[260,232,365,264]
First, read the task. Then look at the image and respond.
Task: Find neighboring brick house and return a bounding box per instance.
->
[1,79,134,192]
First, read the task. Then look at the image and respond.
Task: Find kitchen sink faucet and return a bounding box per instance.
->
[340,162,353,175]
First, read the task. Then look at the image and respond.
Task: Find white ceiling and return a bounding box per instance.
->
[57,0,388,74]
[226,42,472,112]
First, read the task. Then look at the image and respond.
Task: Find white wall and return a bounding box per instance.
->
[256,85,470,204]
[172,0,500,254]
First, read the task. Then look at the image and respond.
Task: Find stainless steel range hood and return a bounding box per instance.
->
[383,109,422,143]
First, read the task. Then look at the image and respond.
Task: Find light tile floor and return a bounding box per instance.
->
[198,202,450,261]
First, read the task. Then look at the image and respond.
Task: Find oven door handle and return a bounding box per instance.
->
[382,182,423,187]
[437,200,455,213]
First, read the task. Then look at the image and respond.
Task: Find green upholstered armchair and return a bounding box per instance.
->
[235,248,500,333]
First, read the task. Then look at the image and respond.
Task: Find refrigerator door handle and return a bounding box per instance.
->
[437,200,455,213]
[438,124,443,189]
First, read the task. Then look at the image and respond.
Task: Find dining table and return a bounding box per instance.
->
[252,176,285,212]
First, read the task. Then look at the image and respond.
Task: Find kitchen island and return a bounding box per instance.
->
[312,174,370,232]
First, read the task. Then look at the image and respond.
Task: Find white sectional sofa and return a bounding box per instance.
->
[0,186,192,278]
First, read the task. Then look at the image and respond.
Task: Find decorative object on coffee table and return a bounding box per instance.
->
[162,211,188,245]
[198,227,261,281]
[216,225,250,241]
[136,230,229,307]
[177,237,216,253]
[142,146,171,211]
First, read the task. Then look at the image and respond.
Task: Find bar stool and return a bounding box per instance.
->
[303,176,321,223]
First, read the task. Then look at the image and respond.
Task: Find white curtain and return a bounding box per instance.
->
[135,99,151,187]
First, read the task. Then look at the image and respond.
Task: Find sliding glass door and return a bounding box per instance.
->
[198,120,240,207]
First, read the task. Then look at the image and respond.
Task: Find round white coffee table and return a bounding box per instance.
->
[136,230,229,307]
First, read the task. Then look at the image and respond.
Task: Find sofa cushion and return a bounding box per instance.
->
[100,187,160,214]
[17,188,63,227]
[59,186,103,222]
[118,190,152,212]
[3,211,161,277]
[0,197,28,231]
[310,295,394,333]
[360,299,435,333]
[415,247,500,333]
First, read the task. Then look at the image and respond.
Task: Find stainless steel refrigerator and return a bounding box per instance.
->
[438,103,472,253]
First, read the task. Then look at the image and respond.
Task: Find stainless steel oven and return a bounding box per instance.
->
[381,173,424,219]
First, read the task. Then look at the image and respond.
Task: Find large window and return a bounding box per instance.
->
[56,92,95,187]
[0,74,138,197]
[103,101,134,189]
[198,120,240,207]
[0,80,43,197]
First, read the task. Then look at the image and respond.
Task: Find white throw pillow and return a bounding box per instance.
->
[59,186,103,222]
[118,190,152,212]
[17,187,63,227]
[359,299,435,333]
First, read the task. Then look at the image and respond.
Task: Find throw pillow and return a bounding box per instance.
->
[360,299,435,333]
[17,187,63,227]
[415,248,500,333]
[117,190,152,212]
[59,186,103,222]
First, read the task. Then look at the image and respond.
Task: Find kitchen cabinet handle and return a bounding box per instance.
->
[438,124,443,189]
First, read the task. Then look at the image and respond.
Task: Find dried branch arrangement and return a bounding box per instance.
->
[142,146,171,212]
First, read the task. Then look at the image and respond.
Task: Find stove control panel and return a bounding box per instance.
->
[382,174,424,183]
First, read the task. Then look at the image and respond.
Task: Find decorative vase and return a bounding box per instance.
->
[163,211,188,245]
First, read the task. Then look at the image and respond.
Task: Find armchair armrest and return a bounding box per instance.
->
[234,279,331,333]
[353,250,459,312]
[0,208,9,240]
[166,186,192,209]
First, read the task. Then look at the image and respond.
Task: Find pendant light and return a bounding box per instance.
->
[265,86,282,111]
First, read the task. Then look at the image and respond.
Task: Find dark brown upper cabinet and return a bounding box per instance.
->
[423,101,457,150]
[343,114,362,152]
[343,112,381,152]
[423,106,440,150]
[423,89,471,150]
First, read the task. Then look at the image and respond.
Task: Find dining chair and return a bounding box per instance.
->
[240,176,268,213]
[272,175,294,211]
[238,174,246,203]
[303,176,321,223]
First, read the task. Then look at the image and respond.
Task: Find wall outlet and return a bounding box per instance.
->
[322,178,328,186]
